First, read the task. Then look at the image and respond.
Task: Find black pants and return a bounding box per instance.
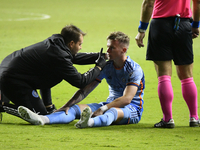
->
[1,77,48,115]
[0,90,10,103]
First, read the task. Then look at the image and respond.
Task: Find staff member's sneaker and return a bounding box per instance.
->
[189,117,200,127]
[154,118,175,128]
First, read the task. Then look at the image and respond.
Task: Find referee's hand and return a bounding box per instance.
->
[192,28,199,39]
[135,32,145,48]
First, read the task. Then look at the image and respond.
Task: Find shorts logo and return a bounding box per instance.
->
[32,90,39,98]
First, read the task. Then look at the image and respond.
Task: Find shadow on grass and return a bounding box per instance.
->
[0,119,193,130]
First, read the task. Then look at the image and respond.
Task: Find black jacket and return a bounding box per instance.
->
[0,34,100,89]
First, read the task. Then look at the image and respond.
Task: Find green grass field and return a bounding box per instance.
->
[0,0,200,149]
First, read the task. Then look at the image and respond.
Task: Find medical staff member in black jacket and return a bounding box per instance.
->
[0,24,106,120]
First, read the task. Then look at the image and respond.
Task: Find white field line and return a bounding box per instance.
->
[0,12,51,21]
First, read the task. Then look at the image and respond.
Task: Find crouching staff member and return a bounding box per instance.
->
[0,24,106,120]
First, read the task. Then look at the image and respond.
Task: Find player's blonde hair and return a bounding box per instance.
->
[107,31,130,49]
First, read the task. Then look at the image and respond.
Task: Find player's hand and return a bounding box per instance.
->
[92,108,104,117]
[135,32,145,48]
[95,48,107,70]
[54,107,70,114]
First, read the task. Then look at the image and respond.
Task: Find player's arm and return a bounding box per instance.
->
[107,85,137,108]
[191,0,200,38]
[55,80,99,114]
[135,0,155,48]
[92,85,137,117]
[140,0,155,23]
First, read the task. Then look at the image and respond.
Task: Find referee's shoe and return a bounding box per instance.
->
[154,118,175,128]
[190,117,200,127]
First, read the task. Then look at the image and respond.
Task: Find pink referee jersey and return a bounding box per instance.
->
[152,0,192,18]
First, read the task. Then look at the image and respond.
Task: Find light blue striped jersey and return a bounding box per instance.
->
[96,56,145,110]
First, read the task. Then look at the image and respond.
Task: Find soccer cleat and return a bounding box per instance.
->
[189,117,200,127]
[18,106,44,125]
[75,107,92,129]
[154,118,175,128]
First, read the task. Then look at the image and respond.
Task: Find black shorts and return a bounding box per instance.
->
[146,18,193,65]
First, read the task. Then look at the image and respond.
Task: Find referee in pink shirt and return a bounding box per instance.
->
[135,0,200,128]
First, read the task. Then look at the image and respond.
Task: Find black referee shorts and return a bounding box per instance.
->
[146,17,193,65]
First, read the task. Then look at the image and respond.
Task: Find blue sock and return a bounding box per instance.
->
[46,105,81,124]
[92,108,118,127]
[116,108,130,125]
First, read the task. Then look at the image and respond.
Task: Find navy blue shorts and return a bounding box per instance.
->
[146,18,193,65]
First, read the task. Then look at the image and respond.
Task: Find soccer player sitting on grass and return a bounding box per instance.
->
[18,31,145,128]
